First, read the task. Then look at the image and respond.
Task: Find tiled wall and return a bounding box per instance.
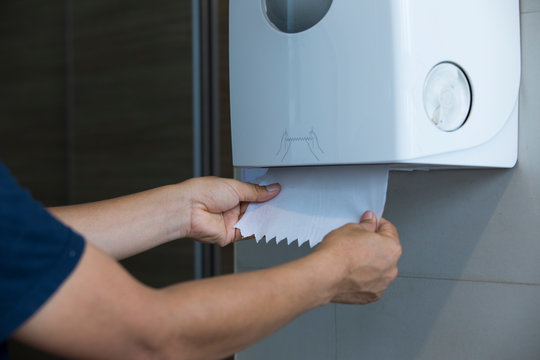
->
[235,1,540,359]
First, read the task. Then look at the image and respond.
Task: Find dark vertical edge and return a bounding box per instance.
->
[209,0,222,276]
[199,0,209,177]
[192,0,204,280]
[210,0,221,178]
[218,0,234,275]
[193,0,222,278]
[192,0,202,179]
[200,0,212,277]
[65,0,74,205]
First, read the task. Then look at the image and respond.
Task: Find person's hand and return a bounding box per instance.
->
[181,177,280,246]
[313,211,401,305]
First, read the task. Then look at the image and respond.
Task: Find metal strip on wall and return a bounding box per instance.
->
[192,0,222,279]
[65,0,75,205]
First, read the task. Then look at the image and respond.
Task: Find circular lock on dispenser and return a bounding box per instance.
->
[423,62,472,132]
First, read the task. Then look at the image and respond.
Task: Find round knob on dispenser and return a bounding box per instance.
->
[423,62,472,132]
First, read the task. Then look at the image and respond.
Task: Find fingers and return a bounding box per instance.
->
[358,211,378,232]
[230,179,281,203]
[378,218,399,241]
[357,212,399,241]
[233,228,243,243]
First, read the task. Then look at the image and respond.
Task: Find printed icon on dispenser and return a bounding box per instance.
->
[276,129,324,162]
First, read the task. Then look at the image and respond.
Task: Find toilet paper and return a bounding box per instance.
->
[235,165,390,247]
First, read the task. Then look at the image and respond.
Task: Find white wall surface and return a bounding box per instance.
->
[235,1,540,358]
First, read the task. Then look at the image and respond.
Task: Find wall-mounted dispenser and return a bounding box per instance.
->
[229,0,521,169]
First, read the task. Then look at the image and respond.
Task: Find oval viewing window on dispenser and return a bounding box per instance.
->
[264,0,333,34]
[423,62,472,132]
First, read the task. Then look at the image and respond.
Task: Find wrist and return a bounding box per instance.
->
[301,249,348,306]
[161,183,192,241]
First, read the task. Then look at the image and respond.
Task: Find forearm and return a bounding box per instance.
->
[15,243,342,360]
[49,184,189,259]
[155,250,340,359]
[14,216,398,359]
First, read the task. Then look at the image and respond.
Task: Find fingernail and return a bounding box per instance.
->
[266,183,281,193]
[361,211,374,221]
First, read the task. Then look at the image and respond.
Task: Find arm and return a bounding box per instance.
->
[48,186,187,260]
[49,178,280,259]
[13,213,401,360]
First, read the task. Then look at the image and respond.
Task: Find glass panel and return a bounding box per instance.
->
[71,0,194,286]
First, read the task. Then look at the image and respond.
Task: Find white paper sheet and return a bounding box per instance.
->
[235,165,390,247]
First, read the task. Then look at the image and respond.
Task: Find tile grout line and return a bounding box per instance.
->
[398,274,540,287]
[238,266,540,287]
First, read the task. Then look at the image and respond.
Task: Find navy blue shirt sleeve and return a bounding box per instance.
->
[0,160,85,354]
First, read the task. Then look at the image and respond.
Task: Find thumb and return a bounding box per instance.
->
[358,210,378,232]
[229,179,281,203]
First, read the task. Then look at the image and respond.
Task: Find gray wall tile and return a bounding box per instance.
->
[237,299,336,360]
[336,277,540,360]
[521,0,540,13]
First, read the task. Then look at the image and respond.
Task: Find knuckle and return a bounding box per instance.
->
[245,183,265,198]
[345,222,365,233]
[393,243,403,258]
[227,180,245,199]
[201,176,217,184]
[328,223,358,238]
[390,267,399,280]
[370,293,382,304]
[387,241,402,259]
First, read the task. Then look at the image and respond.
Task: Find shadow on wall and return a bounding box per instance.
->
[386,168,515,281]
[236,167,515,276]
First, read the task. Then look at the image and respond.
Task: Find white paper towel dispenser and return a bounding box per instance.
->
[229,0,521,169]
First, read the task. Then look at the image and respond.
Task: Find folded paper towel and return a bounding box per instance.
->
[235,165,390,247]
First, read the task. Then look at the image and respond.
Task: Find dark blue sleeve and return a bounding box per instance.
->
[0,159,85,346]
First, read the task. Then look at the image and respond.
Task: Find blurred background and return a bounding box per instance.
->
[0,1,232,358]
